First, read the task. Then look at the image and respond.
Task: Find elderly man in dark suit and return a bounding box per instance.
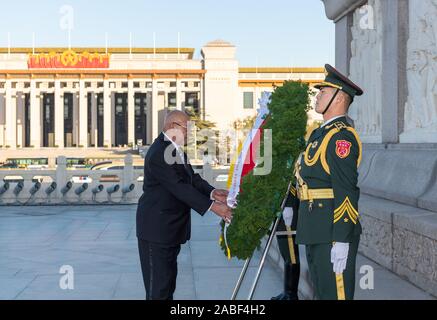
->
[136,110,232,300]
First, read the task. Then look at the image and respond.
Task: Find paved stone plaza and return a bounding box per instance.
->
[0,205,434,300]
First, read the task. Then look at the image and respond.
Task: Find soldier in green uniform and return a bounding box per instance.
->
[286,64,364,300]
[271,185,300,300]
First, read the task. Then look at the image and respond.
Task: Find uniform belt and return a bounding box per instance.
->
[298,188,334,201]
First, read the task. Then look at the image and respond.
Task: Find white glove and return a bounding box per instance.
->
[331,242,349,274]
[282,207,293,227]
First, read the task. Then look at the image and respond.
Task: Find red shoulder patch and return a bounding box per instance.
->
[335,140,352,159]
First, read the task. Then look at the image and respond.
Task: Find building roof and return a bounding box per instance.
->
[239,67,325,73]
[0,47,195,59]
[203,39,235,47]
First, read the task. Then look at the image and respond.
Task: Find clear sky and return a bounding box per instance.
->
[0,0,334,67]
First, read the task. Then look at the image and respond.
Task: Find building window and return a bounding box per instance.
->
[24,82,30,89]
[243,92,254,109]
[85,82,92,88]
[122,82,128,88]
[168,92,177,109]
[146,82,152,88]
[185,92,199,114]
[170,81,176,88]
[134,82,140,88]
[98,95,104,116]
[97,82,104,88]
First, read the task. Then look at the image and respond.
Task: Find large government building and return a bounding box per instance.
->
[0,40,324,162]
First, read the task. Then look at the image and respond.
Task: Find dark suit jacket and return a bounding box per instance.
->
[136,132,215,245]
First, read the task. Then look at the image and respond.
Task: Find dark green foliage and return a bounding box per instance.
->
[220,81,310,259]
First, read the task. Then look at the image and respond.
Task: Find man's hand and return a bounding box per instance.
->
[331,242,349,274]
[211,201,233,223]
[282,207,293,227]
[211,189,229,204]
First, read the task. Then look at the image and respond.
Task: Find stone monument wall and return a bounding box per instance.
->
[401,0,437,143]
[349,0,383,143]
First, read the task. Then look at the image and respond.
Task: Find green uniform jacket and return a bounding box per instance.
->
[285,116,363,244]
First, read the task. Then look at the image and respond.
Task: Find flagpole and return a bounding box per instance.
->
[129,32,132,59]
[255,56,259,79]
[7,32,11,58]
[105,32,108,54]
[32,32,35,55]
[177,32,180,59]
[153,32,156,59]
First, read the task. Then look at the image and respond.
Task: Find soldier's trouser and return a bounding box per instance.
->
[274,233,300,299]
[305,236,360,300]
[277,234,300,265]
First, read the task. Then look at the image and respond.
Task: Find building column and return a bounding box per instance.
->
[199,77,205,120]
[254,86,260,109]
[0,94,5,147]
[30,81,41,148]
[54,80,64,148]
[176,77,183,110]
[103,80,112,147]
[146,92,153,144]
[79,80,88,147]
[111,92,115,145]
[151,78,159,140]
[16,92,25,148]
[72,92,79,146]
[128,79,135,146]
[90,92,98,147]
[5,81,17,149]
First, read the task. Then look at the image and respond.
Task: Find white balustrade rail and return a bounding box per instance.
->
[0,155,142,205]
[0,155,230,206]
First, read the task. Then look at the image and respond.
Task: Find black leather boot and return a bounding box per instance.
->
[271,262,300,300]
